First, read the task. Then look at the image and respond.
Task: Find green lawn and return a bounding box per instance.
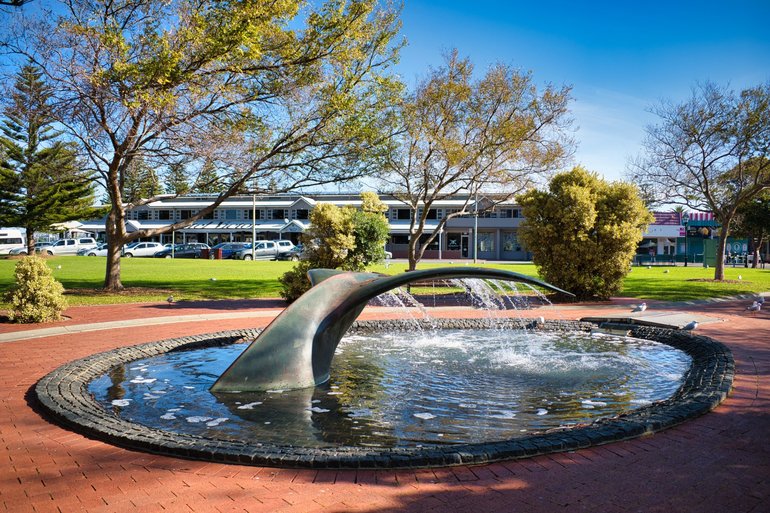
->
[1,256,768,307]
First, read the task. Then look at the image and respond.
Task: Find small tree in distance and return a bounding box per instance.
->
[518,166,653,301]
[380,50,572,270]
[632,82,770,281]
[279,192,390,302]
[732,190,770,268]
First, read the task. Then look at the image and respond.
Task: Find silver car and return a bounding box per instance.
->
[234,240,279,260]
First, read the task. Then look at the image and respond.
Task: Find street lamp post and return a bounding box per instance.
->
[251,194,256,260]
[473,188,478,264]
[682,212,690,267]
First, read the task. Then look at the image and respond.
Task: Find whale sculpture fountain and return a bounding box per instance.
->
[210,267,573,392]
[35,265,734,468]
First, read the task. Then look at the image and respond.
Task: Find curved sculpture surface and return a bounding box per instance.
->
[210,267,572,392]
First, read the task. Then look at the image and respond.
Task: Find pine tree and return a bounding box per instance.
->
[0,63,97,253]
[193,159,225,194]
[164,159,190,195]
[122,156,162,203]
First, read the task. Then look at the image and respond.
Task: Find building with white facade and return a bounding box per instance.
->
[69,193,763,263]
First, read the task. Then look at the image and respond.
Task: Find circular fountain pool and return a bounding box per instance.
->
[89,328,690,448]
[36,319,734,468]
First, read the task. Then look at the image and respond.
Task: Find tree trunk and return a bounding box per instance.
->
[407,236,418,271]
[714,226,729,281]
[103,207,125,291]
[24,225,35,255]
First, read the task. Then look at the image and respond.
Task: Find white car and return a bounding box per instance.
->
[42,238,98,255]
[275,240,295,254]
[123,242,164,257]
[85,243,110,256]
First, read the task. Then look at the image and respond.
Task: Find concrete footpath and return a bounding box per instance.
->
[0,297,768,512]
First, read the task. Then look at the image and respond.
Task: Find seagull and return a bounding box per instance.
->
[747,301,761,313]
[738,275,742,281]
[663,269,670,274]
[167,295,175,305]
[210,277,217,281]
[632,302,647,313]
[683,320,698,331]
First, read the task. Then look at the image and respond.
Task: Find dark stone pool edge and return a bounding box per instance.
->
[34,319,734,470]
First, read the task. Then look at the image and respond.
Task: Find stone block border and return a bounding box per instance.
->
[34,319,734,469]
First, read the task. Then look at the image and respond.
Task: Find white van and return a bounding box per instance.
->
[42,237,98,256]
[0,228,26,255]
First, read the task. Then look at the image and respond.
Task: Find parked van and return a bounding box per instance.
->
[0,228,26,255]
[42,237,98,256]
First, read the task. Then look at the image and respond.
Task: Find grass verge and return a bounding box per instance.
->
[1,256,768,307]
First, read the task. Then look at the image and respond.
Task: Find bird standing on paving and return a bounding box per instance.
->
[683,320,699,331]
[747,301,761,313]
[632,302,647,313]
[167,295,175,305]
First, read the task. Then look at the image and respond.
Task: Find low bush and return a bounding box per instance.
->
[279,261,313,303]
[6,256,68,323]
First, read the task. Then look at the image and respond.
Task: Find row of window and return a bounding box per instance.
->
[130,206,522,222]
[133,209,311,222]
[390,208,521,221]
[389,232,524,253]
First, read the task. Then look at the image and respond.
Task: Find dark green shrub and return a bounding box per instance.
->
[279,261,313,303]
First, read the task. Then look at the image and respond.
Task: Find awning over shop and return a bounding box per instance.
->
[77,219,310,234]
[387,221,441,234]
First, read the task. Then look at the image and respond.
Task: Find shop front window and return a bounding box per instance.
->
[446,233,461,251]
[502,232,521,252]
[478,232,494,252]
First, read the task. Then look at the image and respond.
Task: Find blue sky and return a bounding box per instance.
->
[394,0,770,180]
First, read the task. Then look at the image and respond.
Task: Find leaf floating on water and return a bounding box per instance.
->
[413,412,436,420]
[186,416,213,423]
[130,377,157,384]
[236,402,263,410]
[206,418,229,427]
[308,407,330,413]
[536,409,548,416]
[111,399,131,407]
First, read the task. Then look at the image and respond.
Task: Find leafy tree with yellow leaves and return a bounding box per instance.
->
[4,0,402,290]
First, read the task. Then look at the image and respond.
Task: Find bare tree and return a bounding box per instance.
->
[380,51,572,270]
[2,0,402,289]
[633,82,770,280]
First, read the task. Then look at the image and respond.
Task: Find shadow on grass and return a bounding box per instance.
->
[139,298,287,310]
[54,278,285,300]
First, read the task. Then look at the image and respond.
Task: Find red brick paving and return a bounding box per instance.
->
[1,299,768,512]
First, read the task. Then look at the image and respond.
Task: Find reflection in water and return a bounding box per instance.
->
[89,329,691,448]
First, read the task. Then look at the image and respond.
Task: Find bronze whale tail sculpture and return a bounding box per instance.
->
[210,267,572,392]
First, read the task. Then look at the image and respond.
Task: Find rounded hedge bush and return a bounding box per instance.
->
[6,255,68,323]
